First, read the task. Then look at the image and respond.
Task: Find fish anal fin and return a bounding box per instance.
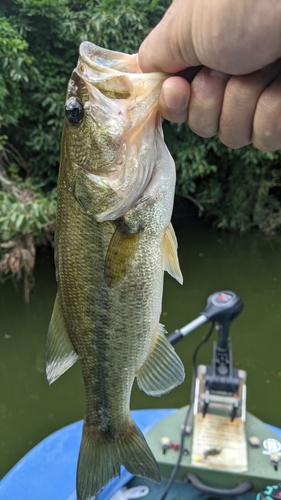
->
[46,294,78,385]
[104,221,139,287]
[163,222,183,284]
[137,324,185,396]
[77,418,160,499]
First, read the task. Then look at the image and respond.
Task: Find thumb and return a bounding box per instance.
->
[138,0,199,74]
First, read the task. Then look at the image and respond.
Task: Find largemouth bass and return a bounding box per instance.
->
[46,42,185,500]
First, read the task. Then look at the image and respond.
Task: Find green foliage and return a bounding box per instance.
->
[164,123,281,233]
[0,16,32,129]
[0,181,56,245]
[164,123,218,196]
[0,172,56,300]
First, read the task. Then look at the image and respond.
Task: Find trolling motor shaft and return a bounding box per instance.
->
[201,292,243,419]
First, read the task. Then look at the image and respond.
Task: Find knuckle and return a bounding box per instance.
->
[225,76,254,105]
[256,84,281,117]
[253,87,281,151]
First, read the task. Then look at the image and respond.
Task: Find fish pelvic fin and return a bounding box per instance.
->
[163,222,183,284]
[76,418,160,500]
[46,293,78,384]
[137,324,185,396]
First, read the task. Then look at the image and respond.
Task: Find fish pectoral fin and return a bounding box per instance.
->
[163,222,183,284]
[46,293,78,385]
[136,324,185,396]
[104,221,140,287]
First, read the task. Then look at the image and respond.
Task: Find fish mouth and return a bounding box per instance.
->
[71,42,169,222]
[80,41,140,74]
[77,41,167,109]
[79,40,166,78]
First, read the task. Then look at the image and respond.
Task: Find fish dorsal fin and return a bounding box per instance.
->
[163,222,183,284]
[136,324,185,396]
[104,221,139,287]
[46,294,78,385]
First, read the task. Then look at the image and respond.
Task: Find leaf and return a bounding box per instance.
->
[15,213,24,230]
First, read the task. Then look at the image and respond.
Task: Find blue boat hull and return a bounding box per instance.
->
[1,409,280,500]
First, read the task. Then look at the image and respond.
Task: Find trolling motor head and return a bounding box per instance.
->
[201,291,244,350]
[167,290,243,346]
[201,291,243,323]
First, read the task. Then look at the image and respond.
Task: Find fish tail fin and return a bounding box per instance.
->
[77,418,160,500]
[118,419,161,482]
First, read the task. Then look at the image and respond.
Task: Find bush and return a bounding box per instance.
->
[0,141,56,300]
[164,122,281,233]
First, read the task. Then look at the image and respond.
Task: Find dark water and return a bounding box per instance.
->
[1,198,281,478]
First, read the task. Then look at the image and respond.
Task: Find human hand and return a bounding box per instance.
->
[138,0,281,151]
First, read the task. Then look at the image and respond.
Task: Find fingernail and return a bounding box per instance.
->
[163,86,188,110]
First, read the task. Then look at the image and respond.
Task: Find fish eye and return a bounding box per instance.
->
[65,97,84,125]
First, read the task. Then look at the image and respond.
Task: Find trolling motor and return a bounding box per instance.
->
[167,290,245,421]
[157,291,281,500]
[167,290,248,478]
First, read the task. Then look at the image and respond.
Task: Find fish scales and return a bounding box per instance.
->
[46,42,185,500]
